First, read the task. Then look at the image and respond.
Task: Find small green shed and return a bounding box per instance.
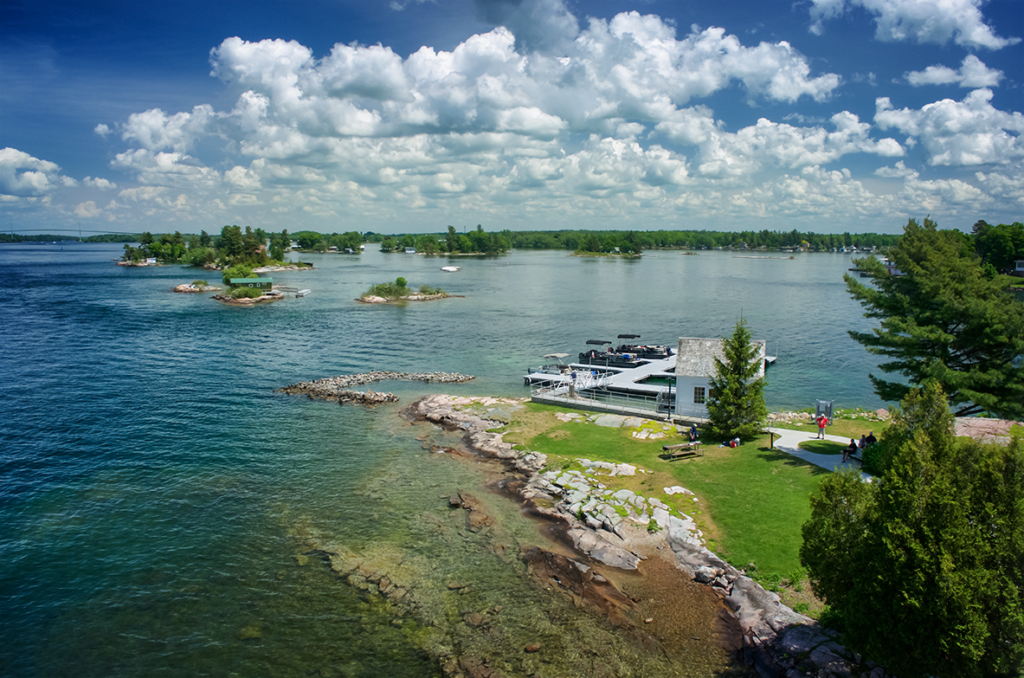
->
[229,277,273,292]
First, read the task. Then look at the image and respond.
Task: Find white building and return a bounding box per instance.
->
[674,337,766,419]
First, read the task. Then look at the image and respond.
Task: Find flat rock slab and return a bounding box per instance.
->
[593,414,629,427]
[781,624,828,654]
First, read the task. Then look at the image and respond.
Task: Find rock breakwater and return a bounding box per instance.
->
[277,371,475,406]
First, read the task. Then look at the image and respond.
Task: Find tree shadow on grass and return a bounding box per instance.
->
[755,446,832,476]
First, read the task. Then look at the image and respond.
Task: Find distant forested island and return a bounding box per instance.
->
[6,221,1021,270]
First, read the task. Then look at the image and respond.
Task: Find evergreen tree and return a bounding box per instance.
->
[706,317,767,439]
[845,217,1024,419]
[801,383,1024,678]
[219,225,244,261]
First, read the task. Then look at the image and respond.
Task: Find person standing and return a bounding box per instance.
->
[816,413,829,439]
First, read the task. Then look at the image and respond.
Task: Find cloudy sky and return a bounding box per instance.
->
[2,0,1021,235]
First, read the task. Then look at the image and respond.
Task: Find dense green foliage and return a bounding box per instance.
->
[291,230,362,252]
[801,383,1024,678]
[229,286,264,299]
[378,225,510,254]
[221,264,254,286]
[845,218,1024,418]
[706,318,768,440]
[973,220,1024,275]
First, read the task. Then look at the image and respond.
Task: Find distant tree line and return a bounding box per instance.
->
[290,230,363,253]
[0,232,138,243]
[365,227,905,253]
[373,225,511,254]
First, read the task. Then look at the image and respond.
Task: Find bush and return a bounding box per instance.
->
[229,286,263,299]
[860,442,886,475]
[222,264,254,286]
[191,279,209,289]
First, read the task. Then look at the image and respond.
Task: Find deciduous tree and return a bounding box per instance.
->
[845,218,1024,419]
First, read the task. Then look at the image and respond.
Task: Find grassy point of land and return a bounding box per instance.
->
[770,410,890,441]
[502,402,839,614]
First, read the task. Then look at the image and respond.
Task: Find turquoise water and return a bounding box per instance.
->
[0,244,884,676]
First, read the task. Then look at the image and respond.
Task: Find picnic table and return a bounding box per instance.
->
[662,441,703,459]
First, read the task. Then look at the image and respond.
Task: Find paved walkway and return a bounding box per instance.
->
[767,427,874,481]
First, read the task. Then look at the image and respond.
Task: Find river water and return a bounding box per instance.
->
[0,243,884,677]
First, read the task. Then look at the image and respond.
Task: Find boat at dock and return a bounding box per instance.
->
[577,335,674,368]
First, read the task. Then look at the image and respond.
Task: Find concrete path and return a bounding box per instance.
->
[767,427,874,481]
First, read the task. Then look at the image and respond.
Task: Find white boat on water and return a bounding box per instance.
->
[296,289,311,297]
[441,266,460,272]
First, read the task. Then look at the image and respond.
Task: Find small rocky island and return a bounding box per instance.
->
[357,276,451,304]
[173,280,220,294]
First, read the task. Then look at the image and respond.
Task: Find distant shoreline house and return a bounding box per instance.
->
[674,337,767,419]
[1014,260,1024,278]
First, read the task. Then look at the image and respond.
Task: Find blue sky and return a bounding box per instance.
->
[1,0,1021,235]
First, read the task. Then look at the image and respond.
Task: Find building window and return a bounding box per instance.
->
[694,387,705,404]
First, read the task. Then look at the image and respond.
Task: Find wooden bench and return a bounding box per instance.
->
[662,441,703,459]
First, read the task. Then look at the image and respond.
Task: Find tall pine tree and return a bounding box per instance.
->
[845,217,1024,418]
[706,317,767,439]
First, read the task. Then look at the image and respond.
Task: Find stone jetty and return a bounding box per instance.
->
[277,371,474,406]
[404,394,894,678]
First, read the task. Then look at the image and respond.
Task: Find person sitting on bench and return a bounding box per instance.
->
[842,438,859,463]
[688,425,698,442]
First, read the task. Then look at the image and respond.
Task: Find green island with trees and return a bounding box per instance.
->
[357,277,448,303]
[117,225,312,271]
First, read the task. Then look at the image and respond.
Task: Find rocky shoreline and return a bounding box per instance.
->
[276,371,475,406]
[403,394,895,678]
[211,292,283,305]
[173,283,220,293]
[357,293,452,303]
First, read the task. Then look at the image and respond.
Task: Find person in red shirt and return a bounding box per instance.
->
[816,414,828,439]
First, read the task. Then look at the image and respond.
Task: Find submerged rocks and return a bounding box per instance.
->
[337,390,399,405]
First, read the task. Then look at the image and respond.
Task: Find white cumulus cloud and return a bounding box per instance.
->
[0,148,69,197]
[876,89,1024,165]
[905,55,1003,87]
[808,0,1019,49]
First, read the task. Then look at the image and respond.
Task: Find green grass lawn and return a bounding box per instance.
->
[505,403,829,579]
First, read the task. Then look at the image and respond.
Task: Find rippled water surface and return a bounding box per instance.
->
[0,244,884,677]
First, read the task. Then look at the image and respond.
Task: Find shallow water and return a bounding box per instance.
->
[0,243,884,676]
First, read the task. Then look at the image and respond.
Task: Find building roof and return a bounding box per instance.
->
[675,337,766,378]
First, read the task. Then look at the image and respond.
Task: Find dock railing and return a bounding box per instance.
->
[531,381,676,419]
